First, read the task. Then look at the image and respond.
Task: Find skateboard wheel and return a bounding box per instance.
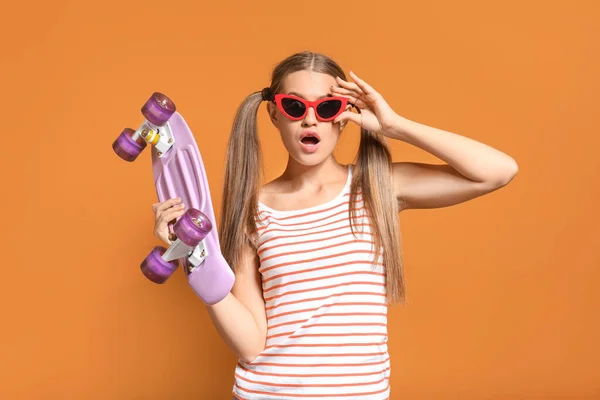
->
[141,92,176,126]
[140,246,180,284]
[173,208,212,248]
[112,128,147,162]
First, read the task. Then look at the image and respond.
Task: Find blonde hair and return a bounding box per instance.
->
[219,51,405,304]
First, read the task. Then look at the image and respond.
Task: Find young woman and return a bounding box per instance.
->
[151,51,518,399]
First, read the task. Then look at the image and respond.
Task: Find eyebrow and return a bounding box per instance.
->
[287,91,332,99]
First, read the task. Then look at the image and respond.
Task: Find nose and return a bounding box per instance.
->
[301,106,317,126]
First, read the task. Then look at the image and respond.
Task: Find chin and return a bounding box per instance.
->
[292,151,332,167]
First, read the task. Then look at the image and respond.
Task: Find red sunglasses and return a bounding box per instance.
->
[273,94,356,122]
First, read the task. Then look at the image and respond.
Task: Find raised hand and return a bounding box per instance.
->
[332,71,399,135]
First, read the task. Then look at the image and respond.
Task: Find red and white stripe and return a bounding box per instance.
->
[232,167,391,400]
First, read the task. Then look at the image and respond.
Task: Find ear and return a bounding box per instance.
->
[267,101,279,126]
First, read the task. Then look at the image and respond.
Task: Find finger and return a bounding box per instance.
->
[349,71,377,95]
[166,209,185,235]
[333,110,362,126]
[157,213,183,236]
[332,90,368,109]
[154,197,182,214]
[332,86,361,98]
[334,76,363,94]
[157,204,186,225]
[332,91,358,105]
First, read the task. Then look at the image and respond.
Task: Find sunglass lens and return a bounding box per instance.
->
[281,98,306,118]
[316,100,343,119]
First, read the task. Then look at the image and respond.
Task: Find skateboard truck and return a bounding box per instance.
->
[162,235,209,275]
[135,121,175,158]
[112,92,177,162]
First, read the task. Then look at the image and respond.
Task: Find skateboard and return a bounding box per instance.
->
[112,92,235,304]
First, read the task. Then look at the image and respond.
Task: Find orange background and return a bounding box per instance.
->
[1,0,598,398]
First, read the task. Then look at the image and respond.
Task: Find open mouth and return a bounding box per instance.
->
[301,136,320,145]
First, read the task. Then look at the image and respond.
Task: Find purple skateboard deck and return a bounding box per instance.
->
[150,112,235,304]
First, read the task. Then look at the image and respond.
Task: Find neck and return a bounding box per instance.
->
[282,156,347,189]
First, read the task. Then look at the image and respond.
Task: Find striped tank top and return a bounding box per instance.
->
[232,165,391,400]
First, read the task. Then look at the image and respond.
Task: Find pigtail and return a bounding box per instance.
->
[351,127,406,304]
[219,92,264,272]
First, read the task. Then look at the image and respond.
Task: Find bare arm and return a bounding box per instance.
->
[391,117,518,211]
[205,242,267,363]
[392,161,510,210]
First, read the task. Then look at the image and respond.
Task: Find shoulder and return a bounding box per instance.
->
[257,178,284,210]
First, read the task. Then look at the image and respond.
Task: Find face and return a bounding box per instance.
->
[267,70,349,166]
